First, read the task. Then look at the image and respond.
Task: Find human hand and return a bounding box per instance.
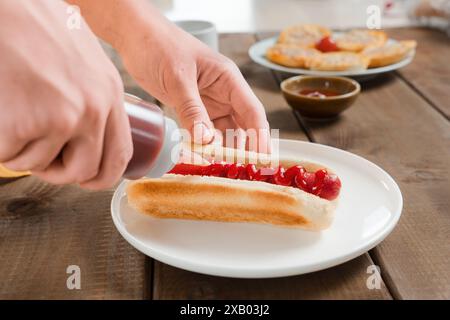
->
[117,17,271,152]
[0,1,132,189]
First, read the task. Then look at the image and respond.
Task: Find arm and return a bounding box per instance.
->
[0,0,132,189]
[65,0,158,51]
[68,0,271,152]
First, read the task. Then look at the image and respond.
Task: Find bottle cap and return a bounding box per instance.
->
[123,94,180,179]
[145,117,181,178]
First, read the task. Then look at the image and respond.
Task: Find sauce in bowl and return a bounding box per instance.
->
[299,88,341,99]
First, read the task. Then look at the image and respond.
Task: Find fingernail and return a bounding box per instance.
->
[193,123,214,144]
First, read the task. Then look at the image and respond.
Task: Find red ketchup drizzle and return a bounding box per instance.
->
[169,163,341,201]
[316,36,339,53]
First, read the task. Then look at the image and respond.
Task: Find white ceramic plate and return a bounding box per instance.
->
[111,140,403,278]
[248,36,415,79]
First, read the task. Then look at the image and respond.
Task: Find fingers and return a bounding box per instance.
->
[228,74,271,153]
[174,81,214,145]
[213,115,246,150]
[79,101,133,190]
[179,146,210,165]
[33,128,104,185]
[3,137,66,172]
[34,105,131,190]
[233,112,271,153]
[212,128,224,147]
[0,130,28,164]
[32,101,108,186]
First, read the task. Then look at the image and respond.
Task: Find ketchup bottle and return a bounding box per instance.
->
[123,94,181,180]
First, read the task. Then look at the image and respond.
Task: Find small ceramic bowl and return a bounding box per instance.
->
[173,20,218,51]
[281,76,360,119]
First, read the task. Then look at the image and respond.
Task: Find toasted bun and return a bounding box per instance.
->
[126,144,339,230]
[127,175,336,230]
[189,143,336,174]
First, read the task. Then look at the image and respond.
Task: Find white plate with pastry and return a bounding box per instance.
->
[249,26,416,79]
[111,139,403,278]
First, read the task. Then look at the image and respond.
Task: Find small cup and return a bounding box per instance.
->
[281,76,361,119]
[174,20,218,51]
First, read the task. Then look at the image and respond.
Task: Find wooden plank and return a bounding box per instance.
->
[257,28,450,298]
[0,40,156,300]
[386,27,450,119]
[281,72,450,299]
[0,177,148,299]
[151,33,392,300]
[154,257,390,300]
[0,41,150,300]
[258,28,450,119]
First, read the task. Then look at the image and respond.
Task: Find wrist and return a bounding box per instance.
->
[114,7,174,55]
[68,0,169,53]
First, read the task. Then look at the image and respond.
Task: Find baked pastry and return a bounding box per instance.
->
[267,24,415,71]
[336,29,387,52]
[362,40,417,68]
[266,43,322,68]
[306,52,370,71]
[277,24,331,48]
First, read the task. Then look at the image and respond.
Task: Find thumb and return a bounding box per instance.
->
[174,83,214,144]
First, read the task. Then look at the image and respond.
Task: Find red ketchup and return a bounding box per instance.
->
[169,162,341,201]
[123,94,181,179]
[299,88,340,99]
[316,36,339,53]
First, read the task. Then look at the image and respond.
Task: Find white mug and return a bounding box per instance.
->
[173,20,219,51]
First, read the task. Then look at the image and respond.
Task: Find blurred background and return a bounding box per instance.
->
[150,0,449,32]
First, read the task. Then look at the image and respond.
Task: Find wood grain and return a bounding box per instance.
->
[257,27,450,299]
[151,33,392,300]
[0,41,154,300]
[0,177,148,299]
[281,73,450,299]
[387,28,450,119]
[153,257,390,300]
[1,28,445,300]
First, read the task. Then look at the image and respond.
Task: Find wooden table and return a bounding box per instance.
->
[0,27,449,300]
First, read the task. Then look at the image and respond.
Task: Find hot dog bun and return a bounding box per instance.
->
[126,145,340,230]
[188,143,334,173]
[127,175,335,230]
